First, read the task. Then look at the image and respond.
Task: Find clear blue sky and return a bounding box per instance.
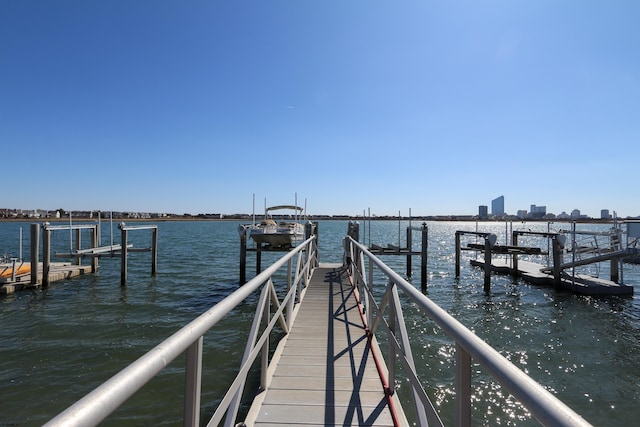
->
[2,1,639,217]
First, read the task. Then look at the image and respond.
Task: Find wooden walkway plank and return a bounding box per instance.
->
[245,264,406,426]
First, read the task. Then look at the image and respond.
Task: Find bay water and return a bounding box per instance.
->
[1,220,638,426]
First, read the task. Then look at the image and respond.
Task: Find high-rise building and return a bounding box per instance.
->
[491,196,505,216]
[479,205,488,219]
[530,205,547,219]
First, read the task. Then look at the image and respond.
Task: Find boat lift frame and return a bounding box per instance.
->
[34,221,157,287]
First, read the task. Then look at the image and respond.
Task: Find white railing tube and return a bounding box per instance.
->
[386,280,398,398]
[390,285,435,427]
[45,236,316,427]
[225,281,271,426]
[346,237,591,427]
[213,281,296,427]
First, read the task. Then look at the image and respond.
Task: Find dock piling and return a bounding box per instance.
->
[43,225,51,287]
[91,226,99,273]
[30,223,39,285]
[256,245,262,275]
[484,235,496,292]
[455,231,461,279]
[406,226,412,276]
[120,224,128,287]
[151,227,158,276]
[75,228,82,266]
[552,235,566,286]
[240,229,247,284]
[421,224,428,292]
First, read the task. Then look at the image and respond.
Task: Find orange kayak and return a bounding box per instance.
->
[0,264,31,278]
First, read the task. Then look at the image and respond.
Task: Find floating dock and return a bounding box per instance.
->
[0,221,158,295]
[470,258,634,296]
[0,262,93,295]
[458,228,636,296]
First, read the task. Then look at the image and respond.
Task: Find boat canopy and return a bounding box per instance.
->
[266,205,303,212]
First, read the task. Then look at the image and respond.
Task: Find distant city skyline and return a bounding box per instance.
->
[3,204,638,220]
[480,195,625,220]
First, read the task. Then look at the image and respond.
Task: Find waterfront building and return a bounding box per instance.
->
[491,196,505,216]
[529,205,546,219]
[478,205,488,219]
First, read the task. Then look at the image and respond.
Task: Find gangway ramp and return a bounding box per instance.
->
[245,263,407,426]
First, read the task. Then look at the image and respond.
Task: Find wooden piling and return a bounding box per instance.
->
[256,245,262,275]
[455,231,461,278]
[240,229,247,284]
[43,226,51,287]
[120,225,128,287]
[91,226,99,273]
[611,259,619,283]
[30,223,39,285]
[75,228,82,266]
[610,233,620,283]
[151,227,158,276]
[512,231,519,272]
[421,224,428,292]
[551,236,563,287]
[348,221,360,241]
[406,226,412,277]
[484,237,492,292]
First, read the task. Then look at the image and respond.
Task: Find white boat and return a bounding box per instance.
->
[245,205,305,249]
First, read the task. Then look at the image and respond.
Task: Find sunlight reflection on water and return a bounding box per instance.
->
[0,219,638,425]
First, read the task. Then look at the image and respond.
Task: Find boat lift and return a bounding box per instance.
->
[456,222,638,296]
[36,219,157,287]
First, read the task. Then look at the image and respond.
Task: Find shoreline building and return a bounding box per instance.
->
[492,196,505,216]
[529,205,546,219]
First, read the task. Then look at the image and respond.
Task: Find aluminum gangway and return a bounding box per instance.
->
[44,230,592,427]
[244,263,405,426]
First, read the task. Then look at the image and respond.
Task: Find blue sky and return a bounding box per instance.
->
[2,1,639,217]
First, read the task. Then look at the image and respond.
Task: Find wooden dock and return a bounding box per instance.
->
[0,262,93,295]
[245,264,407,427]
[471,258,634,296]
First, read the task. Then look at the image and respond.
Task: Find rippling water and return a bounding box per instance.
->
[1,220,639,426]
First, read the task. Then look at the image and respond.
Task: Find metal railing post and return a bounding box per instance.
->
[261,285,270,389]
[368,257,374,327]
[456,343,472,427]
[387,280,396,394]
[344,236,592,427]
[184,336,203,427]
[45,236,316,427]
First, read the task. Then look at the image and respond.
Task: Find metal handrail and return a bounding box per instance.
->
[344,236,592,427]
[44,236,318,427]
